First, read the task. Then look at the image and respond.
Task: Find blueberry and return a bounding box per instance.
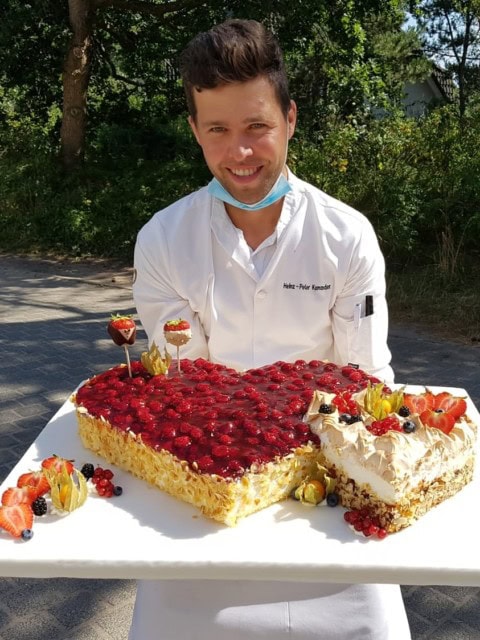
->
[21,529,34,541]
[326,492,340,507]
[113,486,123,496]
[339,413,351,423]
[347,414,362,424]
[403,420,416,434]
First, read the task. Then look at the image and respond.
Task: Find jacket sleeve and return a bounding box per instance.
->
[330,222,394,384]
[132,221,209,360]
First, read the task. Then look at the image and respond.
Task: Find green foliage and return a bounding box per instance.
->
[0,117,208,258]
[3,101,480,265]
[0,0,479,275]
[387,259,480,343]
[413,0,480,114]
[290,102,480,266]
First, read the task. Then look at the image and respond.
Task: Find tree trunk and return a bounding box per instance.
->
[60,0,95,170]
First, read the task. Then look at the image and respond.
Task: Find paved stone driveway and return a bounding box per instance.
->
[0,253,479,639]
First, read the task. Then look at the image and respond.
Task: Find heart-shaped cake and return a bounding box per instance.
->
[74,358,378,525]
[73,358,476,530]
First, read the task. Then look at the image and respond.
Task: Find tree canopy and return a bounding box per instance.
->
[1,1,479,268]
[1,0,427,168]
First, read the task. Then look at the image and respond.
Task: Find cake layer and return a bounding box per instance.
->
[319,455,475,533]
[77,412,320,526]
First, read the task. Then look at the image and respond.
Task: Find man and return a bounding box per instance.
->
[131,18,410,639]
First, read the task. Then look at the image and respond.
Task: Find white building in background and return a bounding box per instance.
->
[402,65,455,116]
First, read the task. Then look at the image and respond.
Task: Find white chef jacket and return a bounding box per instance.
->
[129,173,410,640]
[133,171,394,382]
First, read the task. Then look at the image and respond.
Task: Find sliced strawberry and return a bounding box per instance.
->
[0,504,34,538]
[41,455,74,475]
[420,409,456,434]
[1,486,37,506]
[403,392,435,415]
[17,471,50,498]
[433,392,467,419]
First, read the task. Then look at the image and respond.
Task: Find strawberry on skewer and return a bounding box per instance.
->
[163,319,191,375]
[107,314,137,377]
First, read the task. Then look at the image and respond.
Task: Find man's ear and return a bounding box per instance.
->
[188,115,201,146]
[287,100,297,140]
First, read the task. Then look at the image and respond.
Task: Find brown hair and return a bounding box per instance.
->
[179,19,291,121]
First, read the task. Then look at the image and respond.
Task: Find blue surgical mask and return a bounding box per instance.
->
[207,172,291,211]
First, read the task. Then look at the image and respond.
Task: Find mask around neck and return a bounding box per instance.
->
[207,172,291,212]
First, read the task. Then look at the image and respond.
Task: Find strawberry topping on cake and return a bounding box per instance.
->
[75,359,376,480]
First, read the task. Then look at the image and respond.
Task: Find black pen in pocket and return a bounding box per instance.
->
[365,295,374,317]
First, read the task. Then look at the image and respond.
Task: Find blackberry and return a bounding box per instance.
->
[347,414,362,425]
[319,404,334,414]
[398,406,410,418]
[402,420,416,434]
[113,486,123,497]
[339,413,351,423]
[32,496,48,516]
[80,463,95,480]
[326,492,340,507]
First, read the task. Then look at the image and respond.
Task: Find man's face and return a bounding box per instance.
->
[189,76,296,205]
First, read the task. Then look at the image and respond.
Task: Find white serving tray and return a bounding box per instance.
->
[0,385,479,585]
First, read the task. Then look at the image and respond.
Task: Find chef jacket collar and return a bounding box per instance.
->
[210,168,300,256]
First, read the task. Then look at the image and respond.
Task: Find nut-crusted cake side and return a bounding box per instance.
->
[73,359,377,526]
[77,410,320,526]
[306,390,478,532]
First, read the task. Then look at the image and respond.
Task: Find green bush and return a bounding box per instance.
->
[290,104,480,269]
[0,117,209,258]
[1,103,480,270]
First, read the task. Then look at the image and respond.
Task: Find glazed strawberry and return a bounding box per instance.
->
[433,392,467,419]
[0,504,34,538]
[164,319,192,375]
[419,409,456,434]
[2,486,37,506]
[164,319,191,333]
[108,314,137,346]
[403,392,435,415]
[163,318,192,347]
[41,455,74,476]
[17,470,50,498]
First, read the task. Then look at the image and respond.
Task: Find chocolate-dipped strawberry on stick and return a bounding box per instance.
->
[107,314,137,377]
[163,319,191,375]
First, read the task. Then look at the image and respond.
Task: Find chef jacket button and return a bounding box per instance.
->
[257,290,267,299]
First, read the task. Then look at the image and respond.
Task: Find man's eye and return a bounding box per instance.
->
[250,123,266,130]
[210,127,225,133]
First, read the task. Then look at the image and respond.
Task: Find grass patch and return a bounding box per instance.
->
[386,261,480,345]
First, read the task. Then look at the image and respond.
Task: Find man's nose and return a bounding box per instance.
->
[228,135,254,162]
